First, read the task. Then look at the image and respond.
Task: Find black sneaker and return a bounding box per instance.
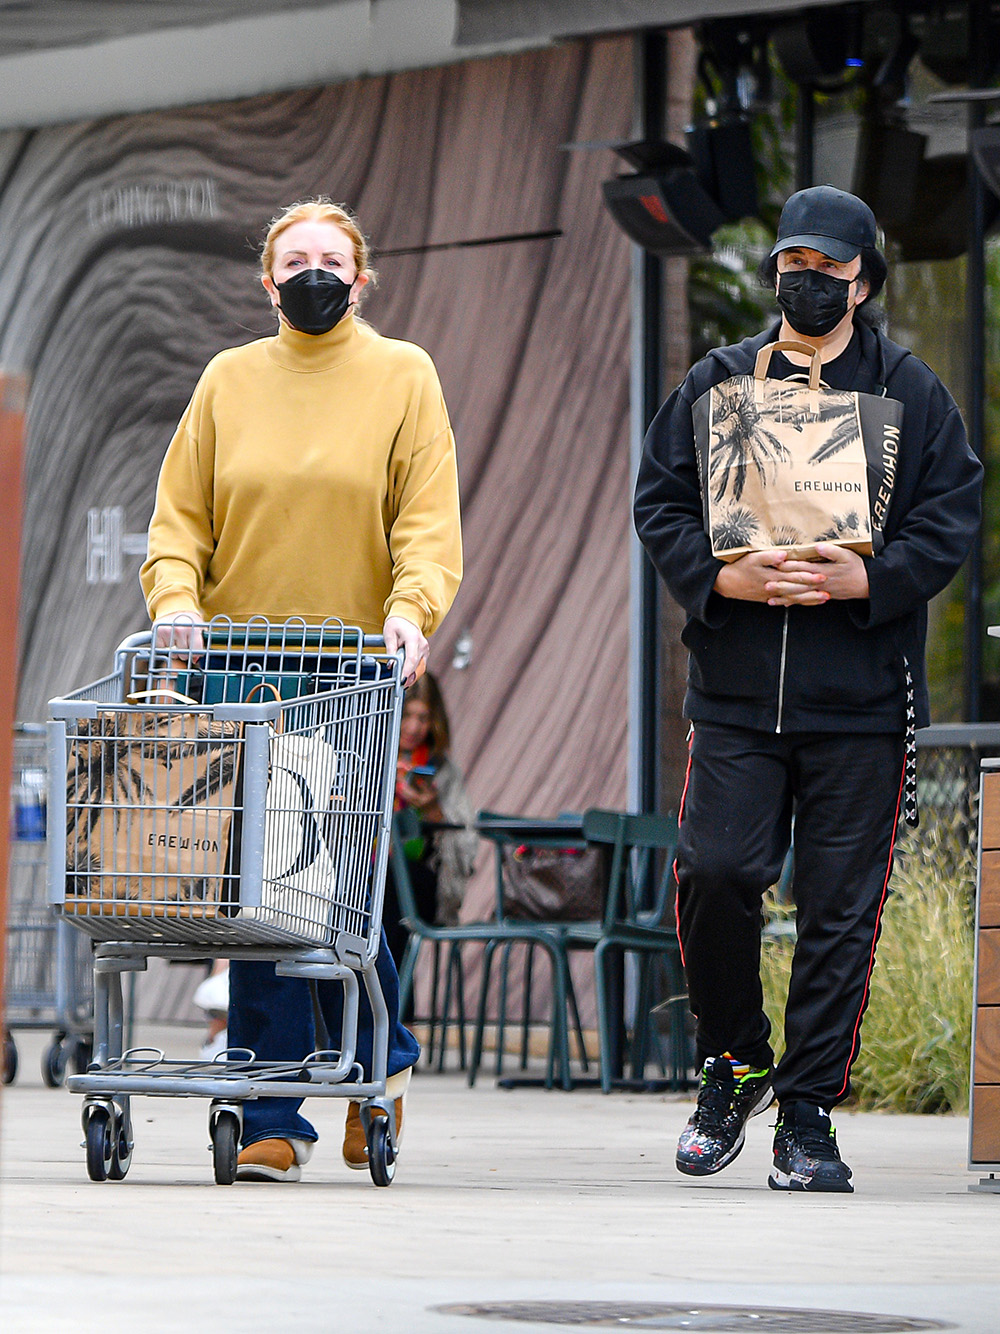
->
[676,1055,774,1177]
[768,1101,854,1193]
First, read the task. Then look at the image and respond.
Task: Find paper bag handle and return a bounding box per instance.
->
[245,682,282,705]
[245,680,285,733]
[126,688,197,705]
[754,340,823,391]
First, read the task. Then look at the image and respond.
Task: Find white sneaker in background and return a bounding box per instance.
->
[199,1029,229,1061]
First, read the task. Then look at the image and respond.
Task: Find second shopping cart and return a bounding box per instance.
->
[5,724,93,1086]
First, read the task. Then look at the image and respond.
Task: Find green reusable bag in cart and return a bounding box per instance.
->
[171,623,370,704]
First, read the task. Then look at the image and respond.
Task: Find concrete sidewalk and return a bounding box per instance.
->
[2,1027,999,1334]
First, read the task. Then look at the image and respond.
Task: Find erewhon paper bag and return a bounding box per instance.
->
[692,340,904,563]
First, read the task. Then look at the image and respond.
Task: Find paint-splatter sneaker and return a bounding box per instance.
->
[675,1055,773,1177]
[768,1101,854,1193]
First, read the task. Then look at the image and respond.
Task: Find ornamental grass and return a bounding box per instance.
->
[759,816,975,1114]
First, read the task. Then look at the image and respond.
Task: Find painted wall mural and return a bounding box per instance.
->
[0,36,635,1023]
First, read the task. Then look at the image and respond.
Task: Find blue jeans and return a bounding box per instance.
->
[229,929,420,1147]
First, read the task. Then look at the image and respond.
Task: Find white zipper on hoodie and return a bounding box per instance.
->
[775,609,789,734]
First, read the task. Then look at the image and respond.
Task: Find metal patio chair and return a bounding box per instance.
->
[391,811,576,1088]
[560,808,689,1093]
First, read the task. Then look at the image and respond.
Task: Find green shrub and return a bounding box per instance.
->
[759,818,975,1113]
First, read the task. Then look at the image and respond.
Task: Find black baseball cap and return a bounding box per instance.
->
[770,185,878,264]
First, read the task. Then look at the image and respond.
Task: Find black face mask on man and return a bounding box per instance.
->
[276,268,353,334]
[776,268,855,338]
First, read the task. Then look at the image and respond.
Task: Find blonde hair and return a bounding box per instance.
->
[260,198,377,296]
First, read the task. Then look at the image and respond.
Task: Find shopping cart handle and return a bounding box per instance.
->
[126,689,198,705]
[49,698,99,719]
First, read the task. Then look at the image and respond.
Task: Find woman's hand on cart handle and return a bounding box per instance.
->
[383,615,427,688]
[154,610,205,653]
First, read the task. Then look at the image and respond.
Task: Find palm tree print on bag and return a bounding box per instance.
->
[697,357,890,559]
[819,510,865,541]
[65,711,239,905]
[808,403,863,464]
[712,506,761,552]
[764,389,866,467]
[770,526,806,547]
[757,383,856,430]
[708,379,790,504]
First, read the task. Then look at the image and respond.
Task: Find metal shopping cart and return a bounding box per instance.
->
[4,724,93,1086]
[47,617,405,1185]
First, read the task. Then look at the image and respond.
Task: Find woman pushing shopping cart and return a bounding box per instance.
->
[49,197,462,1186]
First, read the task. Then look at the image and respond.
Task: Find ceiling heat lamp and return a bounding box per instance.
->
[601,140,726,257]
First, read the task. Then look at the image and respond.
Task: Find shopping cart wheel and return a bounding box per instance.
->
[367,1116,396,1187]
[42,1039,69,1088]
[211,1111,239,1186]
[2,1032,17,1085]
[109,1116,133,1181]
[85,1107,114,1182]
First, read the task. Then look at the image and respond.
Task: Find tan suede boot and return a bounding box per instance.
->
[236,1136,314,1182]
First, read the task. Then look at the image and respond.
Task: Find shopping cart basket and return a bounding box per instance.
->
[48,617,405,1185]
[4,725,93,1085]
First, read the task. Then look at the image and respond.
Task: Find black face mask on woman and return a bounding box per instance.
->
[776,268,855,338]
[276,268,353,334]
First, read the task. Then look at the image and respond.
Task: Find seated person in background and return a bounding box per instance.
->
[384,671,478,969]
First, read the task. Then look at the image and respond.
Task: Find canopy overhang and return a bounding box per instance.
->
[456,0,875,45]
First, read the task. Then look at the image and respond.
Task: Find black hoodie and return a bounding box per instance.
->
[633,321,982,733]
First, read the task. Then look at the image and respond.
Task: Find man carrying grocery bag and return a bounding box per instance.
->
[634,186,981,1193]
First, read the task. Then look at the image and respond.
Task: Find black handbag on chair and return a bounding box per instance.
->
[500,845,604,922]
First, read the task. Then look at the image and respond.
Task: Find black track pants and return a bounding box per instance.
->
[675,722,905,1109]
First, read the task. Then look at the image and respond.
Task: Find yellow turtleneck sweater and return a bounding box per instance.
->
[140,313,462,636]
